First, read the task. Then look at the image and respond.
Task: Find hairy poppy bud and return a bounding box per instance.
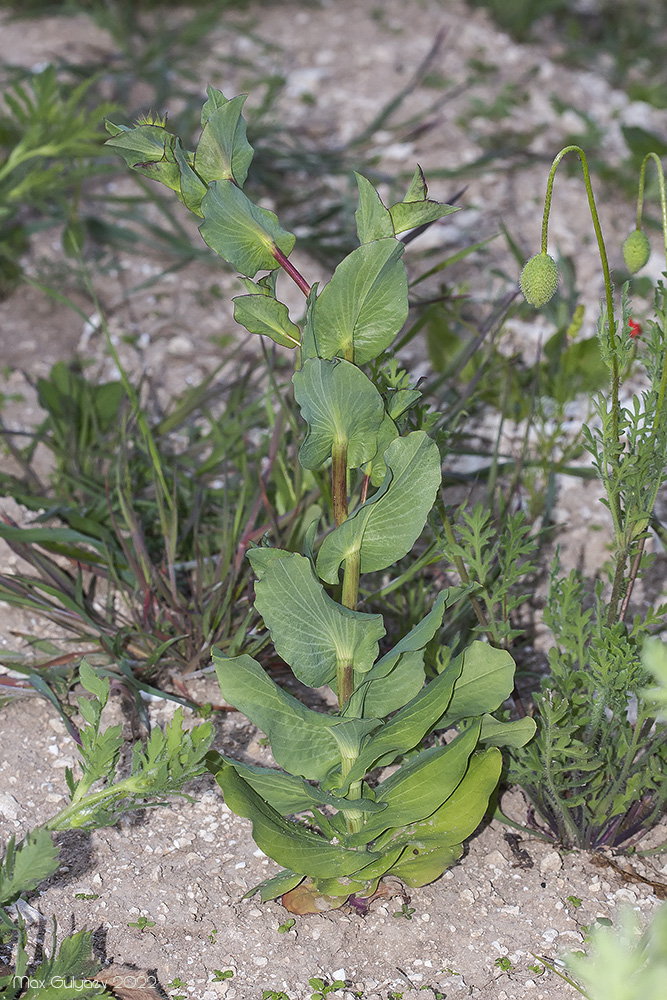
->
[622,229,651,273]
[520,252,559,307]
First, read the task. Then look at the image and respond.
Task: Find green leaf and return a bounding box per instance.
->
[348,723,481,845]
[104,124,182,186]
[361,413,399,487]
[354,172,394,243]
[387,843,463,888]
[389,199,458,236]
[300,284,320,361]
[247,868,304,903]
[293,357,386,470]
[0,829,60,908]
[383,747,502,852]
[215,764,380,878]
[336,657,463,792]
[172,139,207,215]
[213,652,342,781]
[309,238,408,363]
[194,92,253,186]
[199,179,295,276]
[362,650,425,719]
[21,930,102,999]
[207,753,387,815]
[386,387,421,419]
[78,660,109,706]
[438,641,517,725]
[317,431,442,582]
[402,165,428,202]
[248,549,385,687]
[374,589,457,670]
[200,85,229,124]
[233,293,300,348]
[348,589,460,717]
[316,844,406,896]
[0,523,108,561]
[388,165,459,237]
[479,714,536,748]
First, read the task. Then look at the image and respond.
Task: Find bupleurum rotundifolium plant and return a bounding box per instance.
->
[106,88,535,911]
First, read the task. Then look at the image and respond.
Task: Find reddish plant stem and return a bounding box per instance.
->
[273,246,311,297]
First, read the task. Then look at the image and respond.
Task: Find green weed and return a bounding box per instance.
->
[507,147,667,848]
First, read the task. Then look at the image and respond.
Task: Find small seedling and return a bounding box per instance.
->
[580,916,613,944]
[74,892,100,901]
[567,895,583,908]
[167,979,187,1000]
[212,970,234,982]
[392,903,416,920]
[277,918,296,933]
[262,992,291,1000]
[494,957,514,973]
[208,929,218,944]
[128,915,156,931]
[309,978,346,1000]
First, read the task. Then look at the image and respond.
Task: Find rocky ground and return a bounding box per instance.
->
[2,1,667,998]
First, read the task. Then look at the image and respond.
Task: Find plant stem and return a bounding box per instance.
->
[635,152,667,271]
[541,147,619,414]
[339,756,363,834]
[341,549,360,611]
[331,440,359,705]
[332,441,348,528]
[636,154,667,450]
[541,146,630,621]
[272,246,311,297]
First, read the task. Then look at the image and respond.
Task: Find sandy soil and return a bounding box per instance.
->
[2,2,667,998]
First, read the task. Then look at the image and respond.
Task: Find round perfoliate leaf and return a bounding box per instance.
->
[520,252,559,307]
[622,228,651,274]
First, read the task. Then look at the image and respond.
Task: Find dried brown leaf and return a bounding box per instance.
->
[281,879,346,914]
[91,964,164,1000]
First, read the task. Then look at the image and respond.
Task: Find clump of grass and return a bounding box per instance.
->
[0,330,317,712]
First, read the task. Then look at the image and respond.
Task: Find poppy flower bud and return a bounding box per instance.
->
[520,252,559,307]
[622,229,651,273]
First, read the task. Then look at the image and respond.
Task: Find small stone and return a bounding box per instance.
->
[540,851,563,874]
[167,335,194,356]
[53,756,76,769]
[0,793,20,819]
[542,928,559,943]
